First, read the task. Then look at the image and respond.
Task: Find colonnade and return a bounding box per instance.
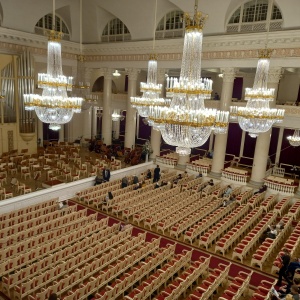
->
[36,66,288,186]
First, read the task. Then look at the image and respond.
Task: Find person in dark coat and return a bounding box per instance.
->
[146,169,152,179]
[102,167,110,182]
[153,165,160,183]
[277,248,291,286]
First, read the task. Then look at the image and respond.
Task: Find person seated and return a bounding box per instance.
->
[11,177,18,191]
[267,225,277,239]
[121,176,128,188]
[254,184,267,195]
[94,175,103,186]
[276,221,285,231]
[173,174,183,184]
[154,182,160,189]
[58,201,68,210]
[132,175,139,184]
[146,169,152,179]
[196,172,203,178]
[278,277,300,298]
[223,185,232,198]
[208,179,214,186]
[103,191,113,204]
[286,258,300,281]
[133,183,140,190]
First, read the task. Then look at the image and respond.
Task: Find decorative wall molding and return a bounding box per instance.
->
[1,27,300,65]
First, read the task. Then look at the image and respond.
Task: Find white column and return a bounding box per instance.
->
[150,129,161,159]
[83,106,92,140]
[59,124,65,142]
[249,130,272,185]
[112,120,120,140]
[211,68,237,177]
[249,67,282,186]
[150,68,165,159]
[239,130,246,157]
[125,68,139,149]
[275,127,284,164]
[102,68,112,145]
[92,106,98,139]
[208,133,214,151]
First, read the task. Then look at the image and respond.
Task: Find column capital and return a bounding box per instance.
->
[99,68,113,80]
[268,67,283,84]
[126,68,140,81]
[220,68,238,83]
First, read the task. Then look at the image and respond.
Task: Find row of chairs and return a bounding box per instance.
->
[199,204,250,250]
[250,215,293,270]
[232,211,278,263]
[215,207,263,256]
[170,197,222,239]
[5,221,123,299]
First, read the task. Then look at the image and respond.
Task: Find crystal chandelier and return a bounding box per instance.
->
[230,49,284,138]
[287,130,300,147]
[147,1,229,156]
[24,0,83,131]
[113,70,121,77]
[130,0,166,119]
[131,54,167,118]
[112,109,125,122]
[72,0,98,111]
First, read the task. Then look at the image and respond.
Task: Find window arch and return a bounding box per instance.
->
[35,14,70,40]
[227,0,283,33]
[156,10,184,39]
[102,18,131,42]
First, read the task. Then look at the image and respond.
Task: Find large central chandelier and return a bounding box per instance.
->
[230,49,284,137]
[24,0,83,131]
[147,2,229,156]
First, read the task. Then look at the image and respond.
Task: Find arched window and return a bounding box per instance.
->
[156,10,184,39]
[35,14,70,40]
[227,0,283,33]
[102,18,131,42]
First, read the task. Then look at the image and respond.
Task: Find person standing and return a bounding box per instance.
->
[153,165,160,183]
[102,167,110,182]
[277,248,291,286]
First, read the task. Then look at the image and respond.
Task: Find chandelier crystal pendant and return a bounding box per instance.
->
[230,49,284,138]
[24,0,83,131]
[130,54,167,118]
[287,129,300,147]
[147,2,229,156]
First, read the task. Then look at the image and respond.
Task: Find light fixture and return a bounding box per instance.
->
[287,129,300,147]
[230,49,284,138]
[230,0,284,138]
[147,1,229,156]
[131,54,167,118]
[218,74,224,78]
[113,70,121,77]
[72,0,98,110]
[111,109,125,122]
[24,0,83,131]
[130,0,167,119]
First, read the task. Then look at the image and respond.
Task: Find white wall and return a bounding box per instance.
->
[278,73,300,103]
